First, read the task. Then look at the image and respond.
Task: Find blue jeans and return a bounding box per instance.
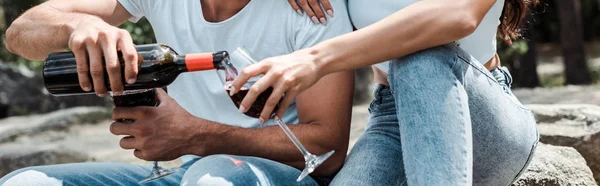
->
[0,155,320,186]
[331,43,539,186]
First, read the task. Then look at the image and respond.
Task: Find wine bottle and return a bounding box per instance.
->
[43,44,235,96]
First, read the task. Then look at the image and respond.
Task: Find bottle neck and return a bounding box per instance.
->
[176,53,219,72]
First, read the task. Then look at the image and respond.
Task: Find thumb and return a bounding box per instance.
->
[156,88,171,103]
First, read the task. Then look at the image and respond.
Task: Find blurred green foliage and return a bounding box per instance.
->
[119,18,156,45]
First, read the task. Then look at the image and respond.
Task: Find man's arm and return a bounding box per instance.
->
[204,2,355,175]
[6,0,139,96]
[110,72,354,176]
[6,0,131,60]
[200,71,354,176]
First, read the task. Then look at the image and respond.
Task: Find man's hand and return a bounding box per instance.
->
[109,89,210,161]
[288,0,333,25]
[68,16,139,96]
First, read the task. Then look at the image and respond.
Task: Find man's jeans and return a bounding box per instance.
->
[331,43,539,186]
[0,155,320,186]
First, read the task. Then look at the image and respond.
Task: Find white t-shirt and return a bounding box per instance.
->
[118,0,352,161]
[348,0,505,73]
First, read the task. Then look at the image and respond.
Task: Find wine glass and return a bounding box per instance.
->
[110,89,179,184]
[222,47,335,182]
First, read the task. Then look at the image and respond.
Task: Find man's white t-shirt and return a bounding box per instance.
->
[118,0,352,161]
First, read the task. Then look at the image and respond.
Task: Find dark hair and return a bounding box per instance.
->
[498,0,540,44]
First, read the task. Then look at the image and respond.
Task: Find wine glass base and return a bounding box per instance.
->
[296,150,335,182]
[139,167,179,184]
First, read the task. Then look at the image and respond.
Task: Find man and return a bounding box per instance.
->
[0,0,353,185]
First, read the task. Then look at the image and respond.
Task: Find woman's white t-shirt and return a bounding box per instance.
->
[348,0,505,73]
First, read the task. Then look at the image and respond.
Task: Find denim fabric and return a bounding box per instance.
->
[0,155,319,186]
[331,43,539,186]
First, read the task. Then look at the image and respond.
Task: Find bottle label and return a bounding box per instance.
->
[185,53,215,71]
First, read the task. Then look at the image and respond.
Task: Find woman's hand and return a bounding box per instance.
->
[230,49,324,122]
[288,0,334,25]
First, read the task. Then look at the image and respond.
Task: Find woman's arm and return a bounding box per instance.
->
[314,0,496,75]
[232,0,497,119]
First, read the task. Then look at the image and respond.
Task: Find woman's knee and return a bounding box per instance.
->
[393,44,460,71]
[182,155,260,186]
[388,44,466,88]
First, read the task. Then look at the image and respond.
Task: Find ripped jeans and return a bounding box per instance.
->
[0,155,320,186]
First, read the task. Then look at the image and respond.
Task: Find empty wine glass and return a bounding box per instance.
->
[110,89,179,184]
[222,47,335,182]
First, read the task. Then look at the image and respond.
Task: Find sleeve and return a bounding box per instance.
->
[293,0,353,50]
[117,0,152,23]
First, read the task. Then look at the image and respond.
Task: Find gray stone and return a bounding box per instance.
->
[512,143,596,186]
[0,63,109,119]
[0,144,90,177]
[353,67,375,105]
[528,104,600,181]
[513,85,600,105]
[0,107,110,143]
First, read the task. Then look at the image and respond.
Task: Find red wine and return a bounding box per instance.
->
[226,86,280,119]
[43,44,234,96]
[112,89,159,107]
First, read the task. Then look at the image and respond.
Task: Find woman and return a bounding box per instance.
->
[231,0,539,185]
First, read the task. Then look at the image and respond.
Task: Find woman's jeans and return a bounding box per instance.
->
[331,43,539,186]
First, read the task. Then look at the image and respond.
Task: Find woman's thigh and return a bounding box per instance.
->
[456,58,539,185]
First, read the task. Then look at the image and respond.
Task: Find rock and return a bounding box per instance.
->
[0,107,110,143]
[0,144,90,177]
[514,85,600,105]
[527,104,600,181]
[512,143,596,186]
[349,104,370,150]
[353,67,374,105]
[0,63,109,119]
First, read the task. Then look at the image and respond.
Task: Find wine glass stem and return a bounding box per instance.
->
[275,119,310,158]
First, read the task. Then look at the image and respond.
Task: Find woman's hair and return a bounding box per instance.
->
[498,0,540,44]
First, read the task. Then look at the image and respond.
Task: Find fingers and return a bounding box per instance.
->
[238,72,277,112]
[258,80,286,122]
[134,149,145,160]
[118,29,139,85]
[110,121,132,136]
[276,90,298,119]
[298,0,319,25]
[307,0,327,25]
[230,63,269,96]
[99,31,123,95]
[119,136,136,149]
[87,44,107,97]
[288,0,303,15]
[112,106,148,121]
[320,0,334,18]
[156,88,170,105]
[69,36,92,92]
